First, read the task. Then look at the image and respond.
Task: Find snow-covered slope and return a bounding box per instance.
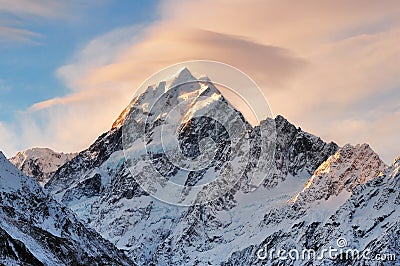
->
[39,67,398,265]
[151,144,388,265]
[225,153,398,266]
[0,151,134,265]
[291,143,386,205]
[45,68,351,265]
[9,148,76,186]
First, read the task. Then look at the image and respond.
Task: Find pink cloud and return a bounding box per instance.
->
[6,0,400,163]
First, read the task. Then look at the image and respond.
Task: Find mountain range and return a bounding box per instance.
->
[2,68,399,265]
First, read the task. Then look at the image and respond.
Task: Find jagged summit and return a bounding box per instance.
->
[9,147,76,186]
[291,143,386,204]
[112,67,226,130]
[11,147,75,160]
[275,114,291,124]
[168,67,197,88]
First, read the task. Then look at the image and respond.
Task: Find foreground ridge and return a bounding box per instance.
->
[0,151,134,265]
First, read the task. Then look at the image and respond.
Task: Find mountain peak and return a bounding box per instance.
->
[274,114,298,131]
[169,67,197,88]
[13,147,56,158]
[275,114,288,122]
[9,147,77,186]
[112,67,225,130]
[291,143,386,204]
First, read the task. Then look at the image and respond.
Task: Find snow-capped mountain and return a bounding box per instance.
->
[0,151,134,265]
[151,145,390,266]
[1,66,396,266]
[45,68,384,265]
[291,143,386,205]
[9,148,76,186]
[226,151,398,266]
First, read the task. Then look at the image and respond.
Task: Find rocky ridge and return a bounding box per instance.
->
[9,147,76,186]
[0,151,134,265]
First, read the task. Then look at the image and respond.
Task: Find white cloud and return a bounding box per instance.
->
[2,0,400,163]
[0,0,96,43]
[57,25,148,91]
[0,122,18,157]
[0,26,44,44]
[0,0,69,18]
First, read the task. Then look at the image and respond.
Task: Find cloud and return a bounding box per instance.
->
[0,25,44,44]
[72,28,306,92]
[0,121,17,157]
[22,88,130,154]
[17,25,306,155]
[0,0,69,18]
[267,28,400,164]
[57,25,148,91]
[0,0,89,43]
[324,109,400,164]
[159,0,400,52]
[4,0,400,163]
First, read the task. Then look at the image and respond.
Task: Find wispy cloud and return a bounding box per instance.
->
[0,0,85,43]
[57,25,148,91]
[0,0,69,18]
[3,0,400,163]
[0,121,17,156]
[0,25,44,44]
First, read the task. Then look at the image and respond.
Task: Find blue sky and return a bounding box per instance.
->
[0,0,158,123]
[0,1,399,164]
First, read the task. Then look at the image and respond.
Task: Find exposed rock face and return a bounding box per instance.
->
[0,152,134,266]
[224,153,398,266]
[0,227,43,266]
[4,68,397,265]
[262,115,338,188]
[291,143,386,204]
[9,148,76,186]
[45,68,366,265]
